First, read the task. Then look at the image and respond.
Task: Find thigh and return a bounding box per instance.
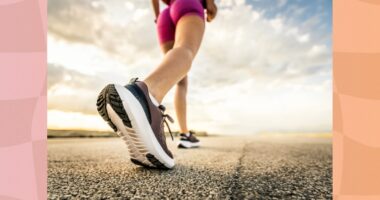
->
[174,15,205,56]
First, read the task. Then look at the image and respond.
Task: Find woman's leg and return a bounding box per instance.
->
[174,76,188,133]
[160,41,189,133]
[160,41,174,53]
[144,15,205,103]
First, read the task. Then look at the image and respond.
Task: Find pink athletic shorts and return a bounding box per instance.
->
[156,0,205,44]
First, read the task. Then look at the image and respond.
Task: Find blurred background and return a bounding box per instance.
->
[48,0,332,136]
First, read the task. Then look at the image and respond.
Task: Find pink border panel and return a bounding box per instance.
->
[0,0,47,199]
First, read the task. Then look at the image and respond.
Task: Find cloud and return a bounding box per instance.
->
[48,0,105,44]
[278,0,287,7]
[48,64,106,115]
[48,0,159,64]
[48,64,100,89]
[48,0,331,82]
[191,1,331,88]
[47,0,332,134]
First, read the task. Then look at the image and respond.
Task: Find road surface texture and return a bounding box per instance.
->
[48,136,332,199]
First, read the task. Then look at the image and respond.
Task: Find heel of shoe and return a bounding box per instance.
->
[96,84,132,131]
[96,84,117,131]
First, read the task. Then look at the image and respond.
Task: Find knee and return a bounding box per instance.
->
[174,46,195,63]
[177,76,188,88]
[169,46,195,73]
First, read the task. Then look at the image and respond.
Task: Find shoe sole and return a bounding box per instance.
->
[178,141,200,148]
[96,84,174,169]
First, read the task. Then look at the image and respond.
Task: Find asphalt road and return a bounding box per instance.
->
[48,135,332,199]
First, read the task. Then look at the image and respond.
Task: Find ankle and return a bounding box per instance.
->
[149,92,160,107]
[143,79,164,103]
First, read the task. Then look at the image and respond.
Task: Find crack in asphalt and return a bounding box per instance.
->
[227,142,248,199]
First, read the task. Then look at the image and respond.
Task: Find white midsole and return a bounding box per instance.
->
[178,140,200,148]
[114,84,175,168]
[107,104,153,167]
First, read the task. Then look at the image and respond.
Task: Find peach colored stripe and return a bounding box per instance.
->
[334,0,380,198]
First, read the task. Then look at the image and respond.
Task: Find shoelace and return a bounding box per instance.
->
[128,78,175,140]
[158,105,175,141]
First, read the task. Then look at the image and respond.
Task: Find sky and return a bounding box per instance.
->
[48,0,332,135]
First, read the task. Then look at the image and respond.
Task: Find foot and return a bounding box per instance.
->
[96,78,175,169]
[178,131,200,148]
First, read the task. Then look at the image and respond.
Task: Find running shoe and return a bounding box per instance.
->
[96,78,175,169]
[178,131,200,148]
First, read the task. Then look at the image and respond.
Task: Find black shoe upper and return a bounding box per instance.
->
[125,78,174,158]
[180,131,199,143]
